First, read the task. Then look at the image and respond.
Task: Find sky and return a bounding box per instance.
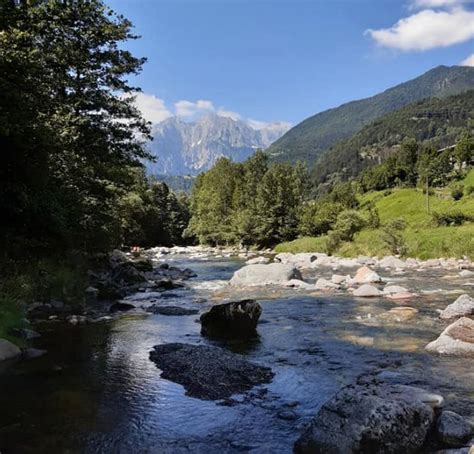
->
[107,0,474,129]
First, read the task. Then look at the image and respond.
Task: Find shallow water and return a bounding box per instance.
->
[0,254,473,453]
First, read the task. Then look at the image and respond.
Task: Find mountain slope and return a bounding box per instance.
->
[312,89,474,185]
[267,65,474,165]
[146,114,289,176]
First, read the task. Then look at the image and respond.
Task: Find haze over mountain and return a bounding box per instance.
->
[146,113,290,176]
[267,65,474,166]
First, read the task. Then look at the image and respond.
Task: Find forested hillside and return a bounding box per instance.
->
[266,65,474,165]
[313,90,474,186]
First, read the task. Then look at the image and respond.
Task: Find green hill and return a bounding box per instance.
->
[266,65,474,165]
[312,89,474,185]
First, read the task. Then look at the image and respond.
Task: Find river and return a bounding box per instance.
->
[0,251,473,453]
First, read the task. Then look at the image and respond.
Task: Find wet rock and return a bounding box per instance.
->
[246,256,271,265]
[229,263,302,287]
[155,279,181,290]
[294,383,435,454]
[67,315,87,325]
[112,263,147,285]
[284,279,314,289]
[200,300,262,338]
[23,348,47,360]
[379,256,406,269]
[331,274,350,285]
[147,305,199,316]
[426,317,474,356]
[149,343,273,400]
[0,339,21,362]
[278,410,298,421]
[351,266,382,285]
[131,257,153,272]
[379,306,419,322]
[386,292,417,300]
[439,294,474,320]
[436,411,473,447]
[353,284,382,297]
[314,278,340,290]
[110,301,136,313]
[383,285,409,295]
[460,270,474,278]
[8,327,41,340]
[109,249,130,268]
[96,281,125,300]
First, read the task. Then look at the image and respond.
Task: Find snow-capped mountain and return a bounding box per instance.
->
[145,113,290,176]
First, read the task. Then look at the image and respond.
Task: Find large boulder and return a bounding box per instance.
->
[438,294,474,320]
[426,317,474,356]
[112,262,147,285]
[352,266,382,285]
[436,410,473,447]
[0,339,21,362]
[229,263,302,287]
[246,256,271,265]
[149,343,273,400]
[275,252,318,268]
[200,300,261,338]
[294,383,436,453]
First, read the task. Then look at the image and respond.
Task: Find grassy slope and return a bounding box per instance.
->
[276,170,474,260]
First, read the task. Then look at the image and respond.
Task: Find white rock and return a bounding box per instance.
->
[426,317,474,356]
[0,339,21,362]
[460,270,474,278]
[438,294,474,320]
[383,285,409,295]
[314,278,340,290]
[379,256,406,269]
[331,274,350,285]
[351,266,382,285]
[353,284,382,297]
[230,263,302,287]
[284,279,314,289]
[246,256,271,265]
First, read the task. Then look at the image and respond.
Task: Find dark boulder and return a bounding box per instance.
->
[147,305,199,316]
[436,410,473,447]
[131,257,153,272]
[112,263,147,285]
[110,302,136,313]
[200,299,262,339]
[149,343,273,400]
[155,279,182,290]
[295,383,436,454]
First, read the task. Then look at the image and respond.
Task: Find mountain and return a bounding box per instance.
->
[145,113,290,176]
[266,65,474,165]
[312,89,474,186]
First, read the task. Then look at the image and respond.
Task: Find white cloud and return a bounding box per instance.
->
[366,7,474,51]
[175,99,215,118]
[460,53,474,66]
[131,92,173,124]
[410,0,466,9]
[217,109,242,120]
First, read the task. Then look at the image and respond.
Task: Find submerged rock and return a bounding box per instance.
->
[351,266,382,285]
[426,317,474,356]
[147,305,199,316]
[149,343,273,400]
[436,410,473,447]
[200,300,261,338]
[110,301,136,313]
[294,383,435,453]
[438,294,474,320]
[0,339,21,362]
[229,263,302,287]
[379,306,419,322]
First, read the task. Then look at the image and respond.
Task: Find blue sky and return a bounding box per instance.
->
[107,0,474,128]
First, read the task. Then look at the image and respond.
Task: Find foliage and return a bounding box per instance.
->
[299,201,343,236]
[451,186,464,201]
[381,218,408,256]
[432,210,473,226]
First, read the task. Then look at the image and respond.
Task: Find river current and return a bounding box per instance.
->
[0,252,473,453]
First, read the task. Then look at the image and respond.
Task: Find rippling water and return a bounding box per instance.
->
[0,254,473,453]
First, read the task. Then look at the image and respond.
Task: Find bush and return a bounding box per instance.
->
[432,211,473,226]
[325,210,366,255]
[381,219,407,256]
[465,185,474,196]
[298,201,343,236]
[451,186,464,201]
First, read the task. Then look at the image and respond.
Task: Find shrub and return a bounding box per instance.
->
[381,218,407,256]
[451,186,464,201]
[465,185,474,196]
[298,201,343,236]
[432,211,473,226]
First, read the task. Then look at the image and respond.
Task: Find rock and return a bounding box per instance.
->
[229,263,302,287]
[383,285,409,295]
[460,270,474,278]
[379,306,419,322]
[246,256,271,265]
[436,411,473,447]
[379,256,406,269]
[67,315,87,325]
[423,259,441,268]
[0,339,21,362]
[155,279,181,290]
[149,343,273,400]
[277,410,298,421]
[284,279,314,289]
[439,294,474,320]
[109,249,130,268]
[201,300,262,338]
[110,301,136,313]
[353,284,382,297]
[386,292,417,300]
[8,327,41,340]
[147,305,199,316]
[314,278,340,290]
[22,348,48,360]
[112,262,147,285]
[331,274,350,285]
[426,317,474,356]
[131,257,153,272]
[294,383,435,454]
[352,266,382,284]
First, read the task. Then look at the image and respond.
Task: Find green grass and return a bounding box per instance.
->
[276,171,474,259]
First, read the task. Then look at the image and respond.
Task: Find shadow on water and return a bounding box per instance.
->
[0,255,472,453]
